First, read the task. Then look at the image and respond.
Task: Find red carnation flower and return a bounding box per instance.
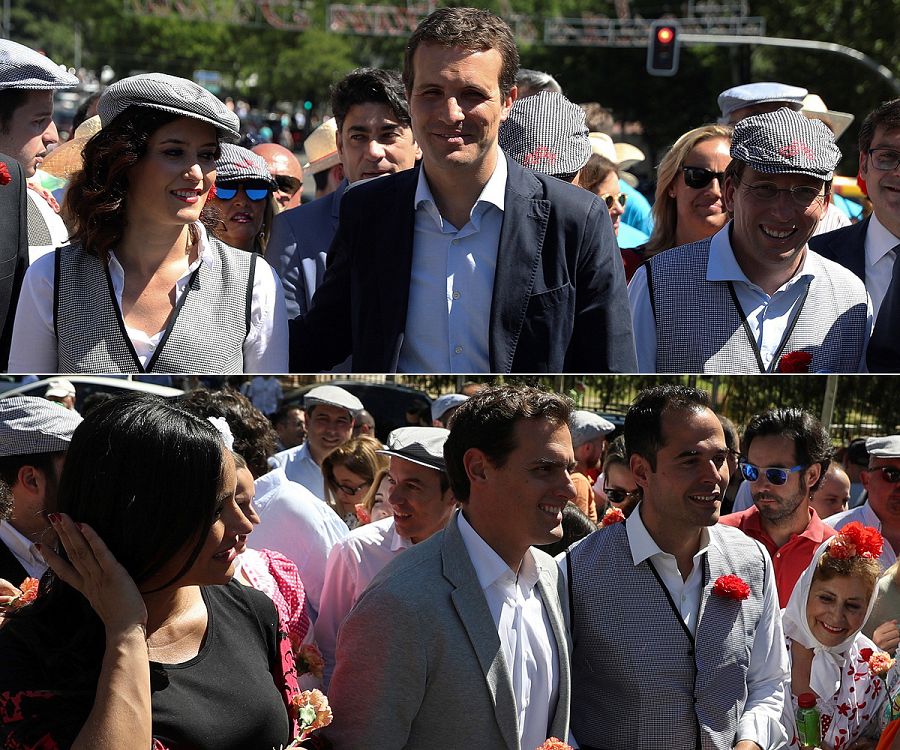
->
[829,522,884,560]
[208,184,217,198]
[354,503,370,525]
[536,739,573,750]
[0,162,10,185]
[713,574,751,600]
[777,351,812,373]
[598,506,625,528]
[860,648,875,663]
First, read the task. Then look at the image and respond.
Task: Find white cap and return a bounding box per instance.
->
[303,385,363,415]
[378,426,449,471]
[45,378,76,399]
[431,393,469,423]
[569,410,615,447]
[865,436,900,458]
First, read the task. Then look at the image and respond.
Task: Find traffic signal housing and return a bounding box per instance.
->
[646,21,680,77]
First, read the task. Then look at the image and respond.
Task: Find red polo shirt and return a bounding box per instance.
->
[719,505,836,608]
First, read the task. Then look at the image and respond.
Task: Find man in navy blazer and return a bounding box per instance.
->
[289,7,635,373]
[810,99,900,371]
[266,68,420,319]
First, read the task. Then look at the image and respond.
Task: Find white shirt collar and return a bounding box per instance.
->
[866,212,900,266]
[457,510,538,590]
[0,520,46,578]
[388,517,413,552]
[706,222,815,292]
[414,149,508,220]
[625,502,714,567]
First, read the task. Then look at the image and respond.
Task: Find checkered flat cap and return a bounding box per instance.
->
[0,40,78,90]
[499,91,591,177]
[215,144,276,188]
[98,73,240,142]
[731,107,841,180]
[0,397,83,456]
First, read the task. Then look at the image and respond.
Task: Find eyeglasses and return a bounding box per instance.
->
[274,175,302,196]
[599,192,627,209]
[682,166,726,189]
[214,183,272,201]
[867,148,900,172]
[738,179,825,207]
[870,466,900,483]
[739,462,807,485]
[604,487,641,505]
[334,480,370,496]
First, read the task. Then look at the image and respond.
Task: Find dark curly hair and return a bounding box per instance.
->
[64,106,220,259]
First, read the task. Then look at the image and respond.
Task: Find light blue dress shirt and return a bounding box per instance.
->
[270,441,326,501]
[628,223,870,373]
[397,151,508,373]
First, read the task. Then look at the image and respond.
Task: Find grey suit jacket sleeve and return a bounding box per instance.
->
[265,212,304,319]
[325,584,427,749]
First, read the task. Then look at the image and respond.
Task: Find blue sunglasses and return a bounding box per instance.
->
[739,462,807,485]
[214,183,271,201]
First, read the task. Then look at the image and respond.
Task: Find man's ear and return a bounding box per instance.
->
[805,463,822,493]
[630,453,652,492]
[16,465,41,494]
[463,447,489,489]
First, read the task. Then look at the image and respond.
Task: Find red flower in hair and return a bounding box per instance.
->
[777,351,813,373]
[0,163,10,185]
[828,522,884,560]
[713,574,751,600]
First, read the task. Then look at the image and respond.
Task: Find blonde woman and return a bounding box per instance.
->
[321,436,388,529]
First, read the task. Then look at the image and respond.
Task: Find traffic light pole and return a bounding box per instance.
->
[679,33,900,96]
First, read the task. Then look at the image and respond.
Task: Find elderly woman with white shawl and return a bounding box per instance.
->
[782,522,889,749]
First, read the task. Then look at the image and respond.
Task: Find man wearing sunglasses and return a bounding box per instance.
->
[252,143,304,210]
[629,107,870,373]
[266,68,420,320]
[811,99,900,371]
[720,408,836,607]
[826,435,900,569]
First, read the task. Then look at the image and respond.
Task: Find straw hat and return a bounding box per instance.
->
[41,115,102,180]
[588,132,646,187]
[800,94,855,141]
[302,117,341,174]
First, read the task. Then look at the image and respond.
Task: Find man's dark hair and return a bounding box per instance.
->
[742,408,832,492]
[859,98,900,154]
[331,68,411,132]
[403,7,519,98]
[0,451,64,492]
[625,386,711,471]
[179,388,278,479]
[271,403,303,427]
[0,89,29,134]
[580,102,614,134]
[444,384,572,502]
[718,414,740,453]
[313,169,330,193]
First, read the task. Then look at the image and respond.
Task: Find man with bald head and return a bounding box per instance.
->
[252,143,304,210]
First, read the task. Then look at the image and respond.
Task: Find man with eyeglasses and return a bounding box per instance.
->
[826,436,900,569]
[629,107,870,373]
[811,98,900,371]
[266,68,420,320]
[719,408,836,607]
[315,426,456,687]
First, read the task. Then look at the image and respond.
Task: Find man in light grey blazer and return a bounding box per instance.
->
[325,384,574,750]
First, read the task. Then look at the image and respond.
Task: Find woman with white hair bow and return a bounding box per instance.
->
[782,522,889,749]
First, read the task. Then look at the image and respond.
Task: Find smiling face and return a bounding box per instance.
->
[633,407,729,537]
[330,463,371,515]
[671,136,731,245]
[336,102,420,184]
[806,573,870,647]
[370,474,394,522]
[0,90,58,177]
[860,125,900,237]
[209,182,269,251]
[387,456,455,543]
[125,116,218,230]
[725,166,828,281]
[409,43,515,183]
[306,403,354,464]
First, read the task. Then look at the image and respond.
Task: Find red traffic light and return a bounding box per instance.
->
[656,27,675,44]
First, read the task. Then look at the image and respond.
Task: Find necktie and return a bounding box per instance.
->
[867,243,900,372]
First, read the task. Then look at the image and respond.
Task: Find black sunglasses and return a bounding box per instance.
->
[682,166,726,189]
[870,466,900,483]
[739,462,807,485]
[274,175,302,196]
[214,183,271,201]
[604,487,641,505]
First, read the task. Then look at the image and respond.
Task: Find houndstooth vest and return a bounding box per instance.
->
[647,238,868,373]
[567,522,769,750]
[54,238,254,373]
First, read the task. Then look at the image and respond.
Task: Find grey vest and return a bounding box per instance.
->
[568,522,768,750]
[647,238,868,372]
[54,238,254,373]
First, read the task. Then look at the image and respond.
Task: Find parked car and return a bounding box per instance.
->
[1,376,184,413]
[282,381,432,444]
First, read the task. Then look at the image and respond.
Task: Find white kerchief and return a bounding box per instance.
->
[782,537,879,697]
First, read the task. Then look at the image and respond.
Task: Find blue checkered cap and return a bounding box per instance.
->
[0,397,83,456]
[215,144,276,188]
[730,107,841,180]
[98,73,241,142]
[499,91,591,177]
[0,40,78,90]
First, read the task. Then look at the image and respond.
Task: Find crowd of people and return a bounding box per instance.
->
[2,380,900,749]
[0,6,897,374]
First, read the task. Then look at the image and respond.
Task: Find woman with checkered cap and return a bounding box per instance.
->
[7,73,288,374]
